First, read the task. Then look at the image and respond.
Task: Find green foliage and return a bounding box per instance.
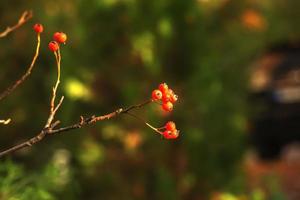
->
[0,160,55,200]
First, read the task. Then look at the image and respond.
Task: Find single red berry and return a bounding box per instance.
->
[162,130,173,139]
[53,32,67,44]
[33,23,43,33]
[162,101,173,112]
[152,89,163,100]
[165,121,176,131]
[162,93,171,103]
[170,94,178,103]
[158,83,169,94]
[163,130,179,139]
[48,41,59,52]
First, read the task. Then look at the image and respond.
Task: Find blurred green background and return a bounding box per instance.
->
[0,0,299,199]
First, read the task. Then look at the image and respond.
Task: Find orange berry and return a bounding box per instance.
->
[33,23,43,33]
[162,93,171,103]
[158,83,169,94]
[163,129,179,139]
[170,94,178,103]
[48,41,59,52]
[152,89,163,100]
[53,32,67,44]
[165,121,176,131]
[162,101,173,112]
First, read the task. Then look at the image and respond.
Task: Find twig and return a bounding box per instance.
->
[0,10,33,38]
[0,100,152,157]
[44,50,63,128]
[0,32,41,101]
[0,118,11,125]
[124,111,162,135]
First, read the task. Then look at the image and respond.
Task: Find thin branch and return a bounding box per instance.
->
[0,32,41,101]
[0,100,153,158]
[44,50,63,129]
[0,10,33,38]
[0,118,11,125]
[125,111,163,135]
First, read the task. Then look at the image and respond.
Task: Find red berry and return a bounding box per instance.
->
[162,130,173,139]
[53,32,67,44]
[33,23,43,33]
[170,94,178,103]
[158,83,169,94]
[171,130,179,139]
[163,130,179,139]
[168,89,174,96]
[162,101,173,112]
[48,41,59,52]
[152,89,163,100]
[162,93,171,103]
[165,121,176,131]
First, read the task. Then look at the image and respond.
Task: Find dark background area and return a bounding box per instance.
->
[0,0,299,199]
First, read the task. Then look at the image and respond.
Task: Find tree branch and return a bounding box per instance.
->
[0,100,152,158]
[0,10,33,38]
[0,31,41,101]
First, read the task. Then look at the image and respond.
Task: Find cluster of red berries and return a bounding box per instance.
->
[48,32,67,52]
[162,121,179,139]
[152,83,178,112]
[33,23,67,52]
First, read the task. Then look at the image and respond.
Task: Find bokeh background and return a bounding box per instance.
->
[0,0,299,199]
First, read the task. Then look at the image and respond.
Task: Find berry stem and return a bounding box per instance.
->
[0,32,41,102]
[45,49,63,128]
[0,118,11,125]
[125,111,162,135]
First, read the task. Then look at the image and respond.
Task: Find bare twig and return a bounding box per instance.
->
[0,118,11,125]
[0,32,41,101]
[0,100,152,157]
[0,10,33,38]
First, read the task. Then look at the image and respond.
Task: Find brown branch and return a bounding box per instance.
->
[0,100,152,158]
[0,32,41,101]
[0,10,33,38]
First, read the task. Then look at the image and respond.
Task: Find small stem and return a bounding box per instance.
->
[0,118,11,125]
[45,50,62,128]
[0,33,41,101]
[0,10,33,38]
[125,112,162,135]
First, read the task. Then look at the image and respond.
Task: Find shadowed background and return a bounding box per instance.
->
[0,0,299,199]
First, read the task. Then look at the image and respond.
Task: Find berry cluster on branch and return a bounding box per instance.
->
[0,12,181,158]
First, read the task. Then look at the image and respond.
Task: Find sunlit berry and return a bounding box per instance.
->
[152,89,163,100]
[170,94,178,103]
[53,32,67,44]
[48,41,59,52]
[162,130,172,139]
[162,93,171,103]
[33,23,43,33]
[158,83,169,94]
[165,121,176,131]
[171,130,179,139]
[162,101,173,112]
[168,89,174,96]
[163,130,179,139]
